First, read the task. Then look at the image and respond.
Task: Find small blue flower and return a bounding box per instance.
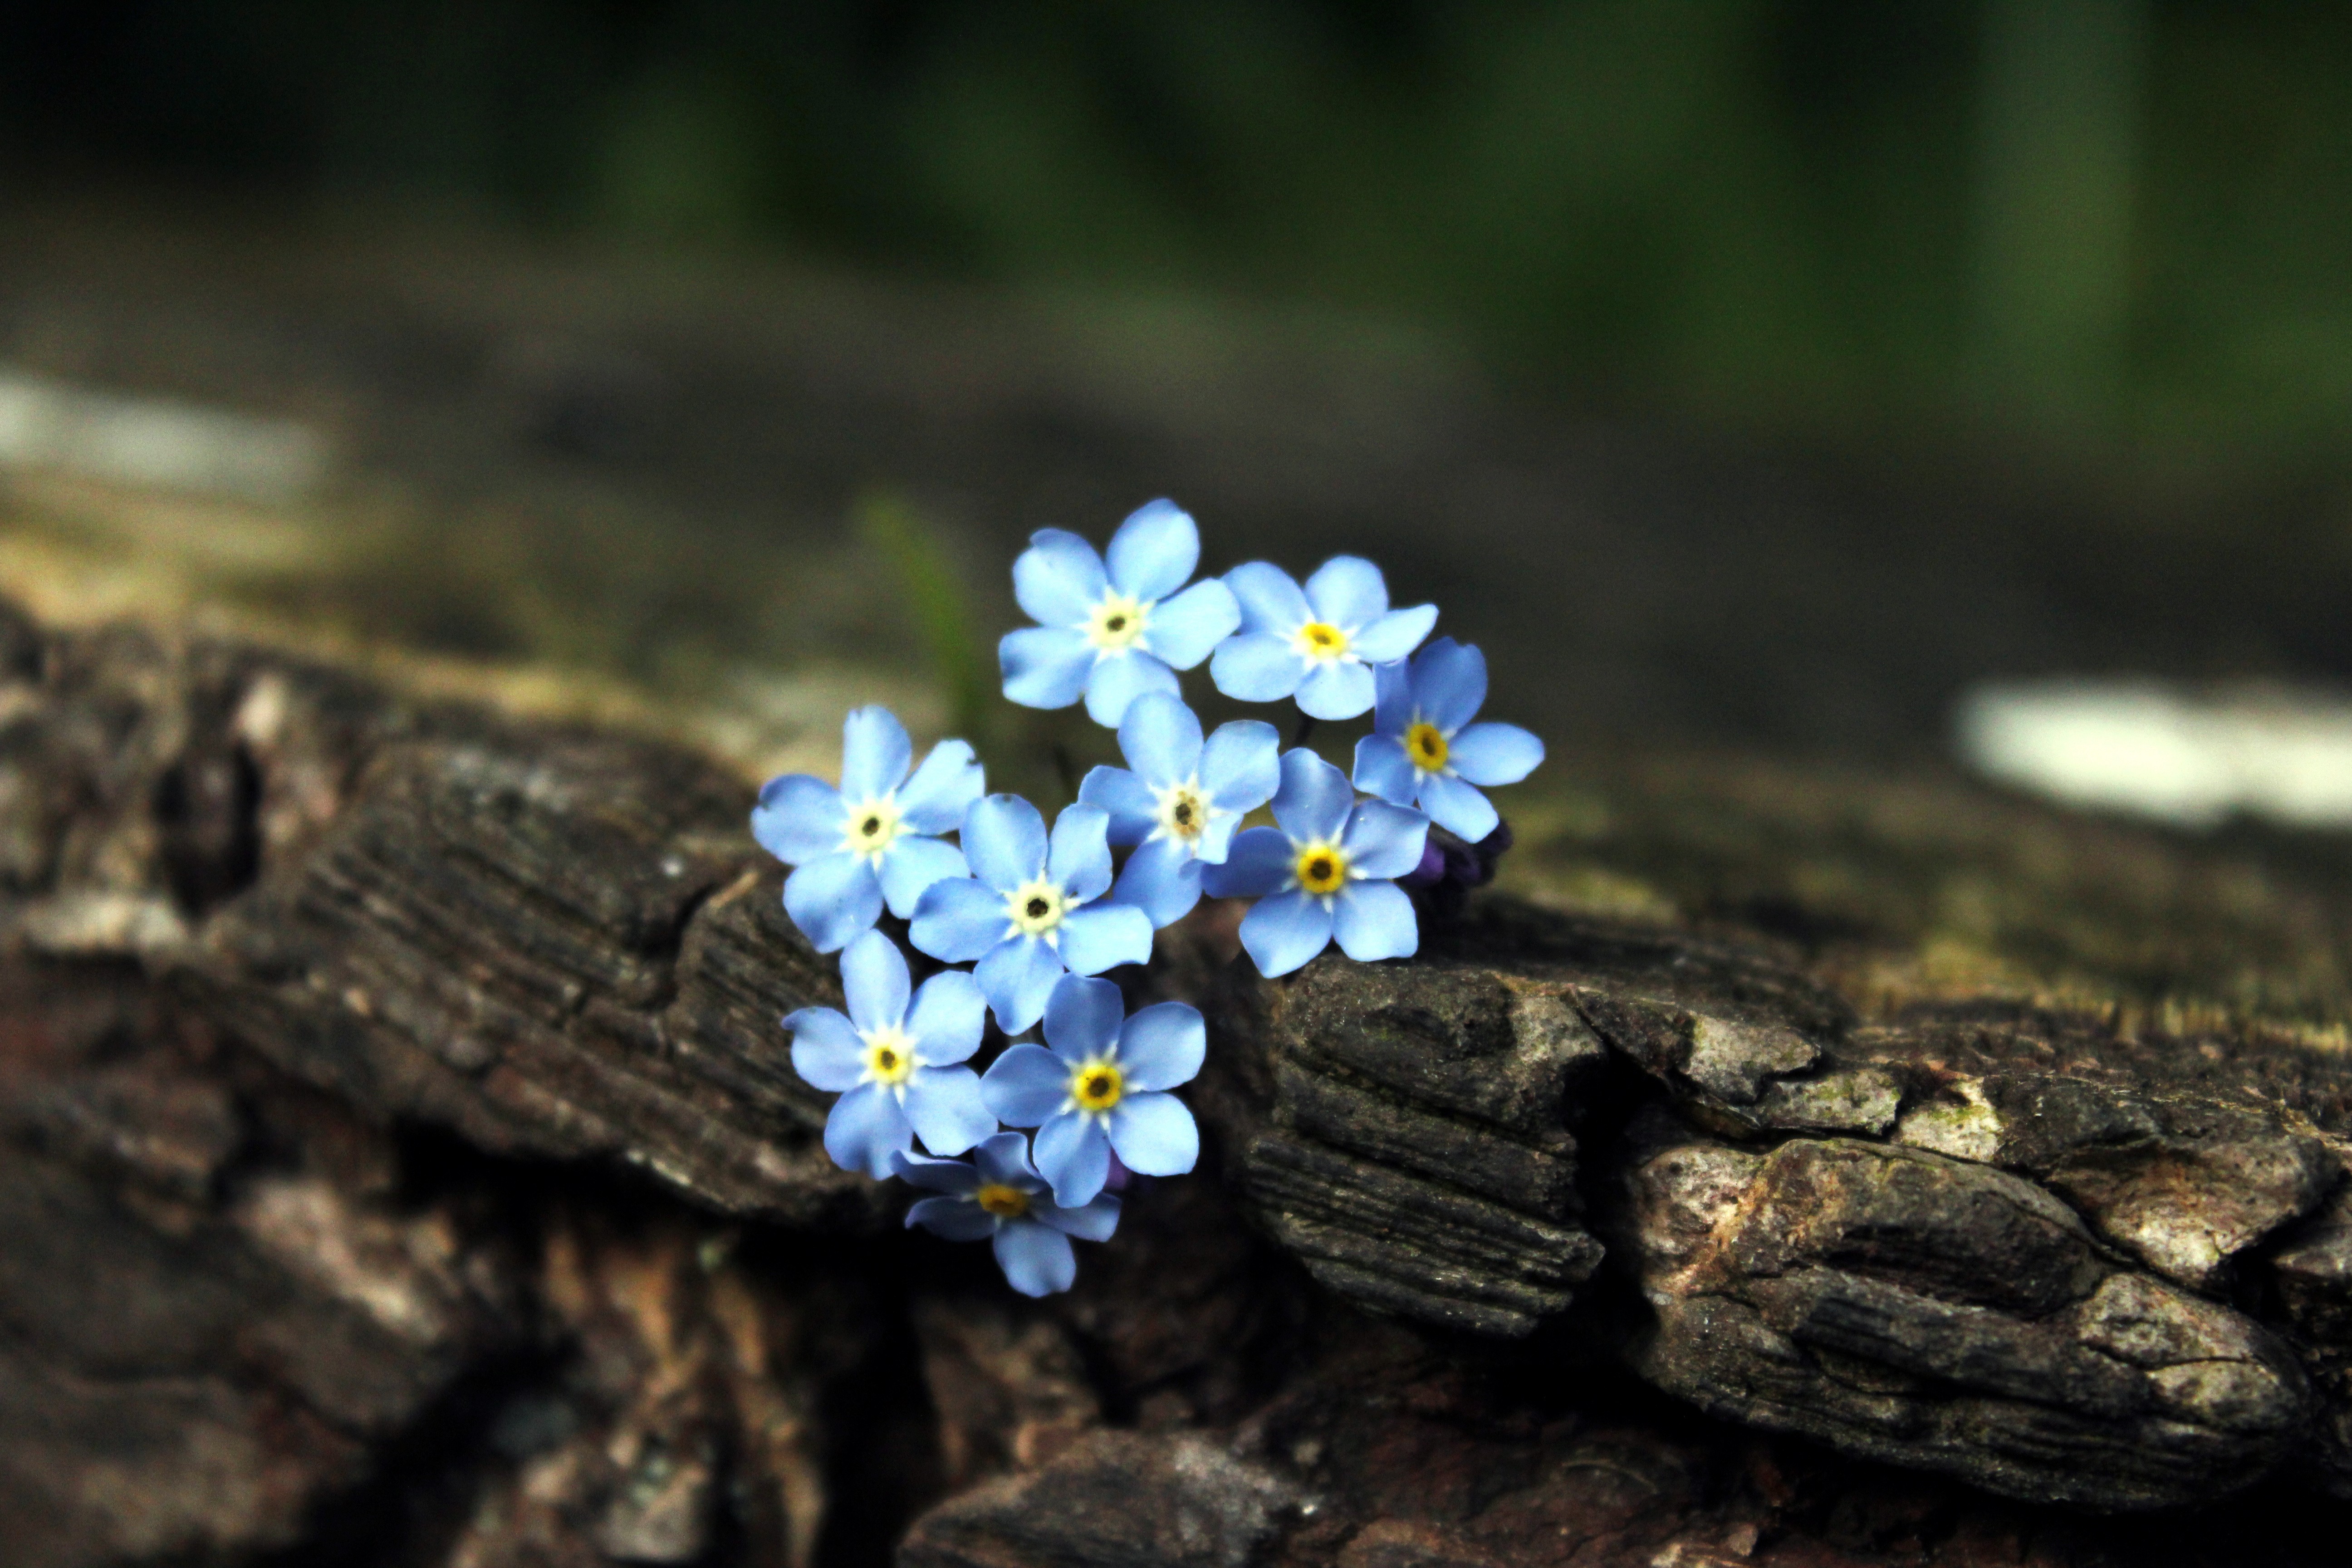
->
[896,1132,1122,1297]
[999,500,1243,728]
[1351,638,1544,843]
[980,975,1204,1208]
[1202,750,1428,977]
[752,706,984,953]
[1076,693,1279,927]
[909,795,1155,1034]
[783,930,998,1179]
[1209,556,1437,720]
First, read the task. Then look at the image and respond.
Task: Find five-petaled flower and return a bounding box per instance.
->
[1077,693,1279,927]
[752,706,983,953]
[999,500,1243,728]
[1209,556,1437,720]
[784,930,997,1179]
[1203,749,1429,977]
[1351,638,1544,843]
[980,975,1204,1207]
[909,796,1155,1034]
[896,1132,1121,1297]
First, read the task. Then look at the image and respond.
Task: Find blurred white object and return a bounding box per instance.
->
[1955,679,2352,828]
[0,368,330,501]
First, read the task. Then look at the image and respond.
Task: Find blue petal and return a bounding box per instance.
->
[839,707,913,801]
[1272,749,1354,843]
[824,1083,912,1178]
[897,739,986,833]
[784,1007,863,1091]
[1043,974,1124,1064]
[1342,800,1429,881]
[784,853,883,954]
[877,834,969,919]
[1297,659,1375,720]
[750,774,843,865]
[894,1148,983,1195]
[905,1066,997,1156]
[838,929,909,1034]
[1056,903,1153,976]
[1225,561,1310,633]
[1239,889,1333,977]
[1081,649,1180,728]
[1033,1112,1112,1208]
[1109,836,1202,927]
[1014,529,1107,628]
[1200,827,1291,897]
[1104,498,1199,602]
[994,1219,1077,1297]
[1333,879,1418,963]
[1000,626,1094,710]
[1033,1192,1121,1242]
[1117,692,1203,789]
[1209,632,1304,702]
[1417,772,1499,842]
[906,1195,995,1241]
[972,1129,1042,1189]
[1411,638,1487,733]
[1303,555,1388,629]
[1352,734,1417,807]
[961,794,1048,892]
[906,969,987,1065]
[1077,765,1157,846]
[975,935,1066,1035]
[1348,603,1438,665]
[1139,578,1240,670]
[1046,803,1115,903]
[1107,1092,1199,1176]
[981,1044,1072,1126]
[909,877,1008,964]
[1447,722,1545,787]
[1116,1001,1205,1091]
[1201,720,1281,814]
[1372,658,1415,737]
[1196,811,1243,865]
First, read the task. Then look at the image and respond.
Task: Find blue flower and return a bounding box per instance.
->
[1202,750,1429,977]
[980,975,1204,1208]
[909,796,1155,1034]
[1351,638,1544,843]
[783,930,998,1179]
[752,706,984,953]
[1076,693,1279,927]
[999,500,1243,728]
[895,1132,1122,1297]
[1209,556,1437,720]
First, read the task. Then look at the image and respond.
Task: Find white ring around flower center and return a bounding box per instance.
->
[1066,1055,1124,1117]
[1153,779,1210,844]
[839,794,906,863]
[1291,838,1352,900]
[1292,620,1352,665]
[860,1024,917,1088]
[1087,593,1151,655]
[1005,878,1068,939]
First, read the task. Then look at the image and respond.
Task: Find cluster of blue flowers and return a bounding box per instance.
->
[753,501,1541,1295]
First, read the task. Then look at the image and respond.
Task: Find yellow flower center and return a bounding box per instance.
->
[975,1183,1031,1219]
[1007,879,1067,937]
[1156,781,1209,842]
[1070,1059,1124,1114]
[1406,721,1449,773]
[1294,841,1351,897]
[1087,593,1150,653]
[1294,621,1350,662]
[862,1027,916,1086]
[840,795,904,861]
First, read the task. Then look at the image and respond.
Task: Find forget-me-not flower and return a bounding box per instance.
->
[1203,750,1429,977]
[980,975,1204,1208]
[783,930,997,1179]
[752,706,984,953]
[895,1132,1122,1297]
[910,796,1154,1034]
[1352,638,1544,843]
[1076,693,1280,927]
[999,500,1243,727]
[1209,556,1437,720]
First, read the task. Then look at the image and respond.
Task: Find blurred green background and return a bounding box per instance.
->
[6,0,2350,470]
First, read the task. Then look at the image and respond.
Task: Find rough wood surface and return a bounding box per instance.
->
[5,599,2352,1565]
